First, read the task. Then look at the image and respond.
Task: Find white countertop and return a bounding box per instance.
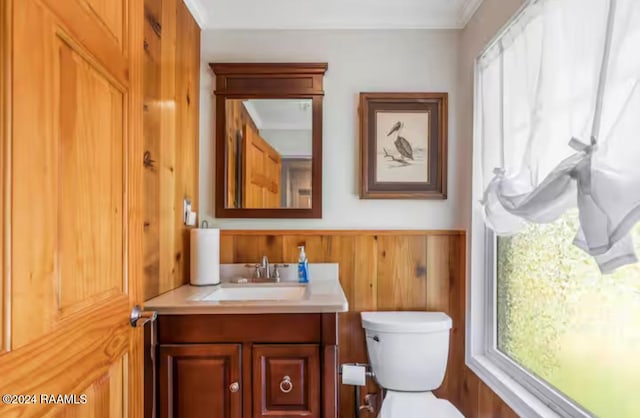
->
[144,264,349,315]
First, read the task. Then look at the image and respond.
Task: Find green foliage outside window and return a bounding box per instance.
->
[497,211,640,417]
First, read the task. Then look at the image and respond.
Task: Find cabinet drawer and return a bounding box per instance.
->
[253,344,320,418]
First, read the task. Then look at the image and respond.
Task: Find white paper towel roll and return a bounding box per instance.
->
[190,228,220,286]
[341,364,366,386]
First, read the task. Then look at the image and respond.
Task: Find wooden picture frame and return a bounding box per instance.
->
[359,92,448,199]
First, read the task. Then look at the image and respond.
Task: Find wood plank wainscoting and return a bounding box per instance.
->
[217,230,518,418]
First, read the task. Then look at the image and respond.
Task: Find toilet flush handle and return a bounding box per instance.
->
[368,335,380,342]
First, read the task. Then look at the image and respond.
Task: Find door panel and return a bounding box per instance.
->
[11,0,60,349]
[0,0,144,416]
[243,126,263,208]
[253,344,320,418]
[159,344,242,418]
[57,37,125,314]
[40,0,128,85]
[265,154,281,208]
[50,351,126,418]
[81,0,125,47]
[242,125,282,209]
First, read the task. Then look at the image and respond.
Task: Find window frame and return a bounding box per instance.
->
[468,2,607,416]
[468,220,597,417]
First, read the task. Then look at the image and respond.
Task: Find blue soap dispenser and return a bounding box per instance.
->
[297,245,309,283]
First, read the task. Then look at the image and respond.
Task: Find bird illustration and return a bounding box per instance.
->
[394,136,414,160]
[387,121,404,136]
[386,121,414,161]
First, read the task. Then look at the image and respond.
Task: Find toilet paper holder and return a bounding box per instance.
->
[340,363,377,417]
[339,363,374,379]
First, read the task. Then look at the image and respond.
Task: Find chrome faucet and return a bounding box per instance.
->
[244,256,289,282]
[260,255,271,279]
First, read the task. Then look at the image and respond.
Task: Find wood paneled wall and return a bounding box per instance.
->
[143,0,200,300]
[219,230,517,418]
[0,0,7,353]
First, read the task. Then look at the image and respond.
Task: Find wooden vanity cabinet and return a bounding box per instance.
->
[156,313,338,418]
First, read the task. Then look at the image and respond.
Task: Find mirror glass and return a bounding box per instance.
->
[225,98,313,209]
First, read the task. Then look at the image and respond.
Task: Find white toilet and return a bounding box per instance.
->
[361,311,464,418]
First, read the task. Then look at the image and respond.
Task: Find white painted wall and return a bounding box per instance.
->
[199,29,461,229]
[260,129,312,158]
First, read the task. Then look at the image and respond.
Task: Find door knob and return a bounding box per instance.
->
[130,305,157,328]
[229,382,240,393]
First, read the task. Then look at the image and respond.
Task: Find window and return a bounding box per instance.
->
[496,211,640,418]
[469,0,640,415]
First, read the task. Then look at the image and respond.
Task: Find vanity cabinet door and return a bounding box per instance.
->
[253,345,321,418]
[159,344,242,418]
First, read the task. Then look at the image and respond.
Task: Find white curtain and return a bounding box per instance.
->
[477,0,640,273]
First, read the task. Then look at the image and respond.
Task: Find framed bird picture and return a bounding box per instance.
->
[359,92,448,199]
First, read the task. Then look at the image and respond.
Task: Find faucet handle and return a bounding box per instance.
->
[272,265,281,281]
[271,264,290,281]
[244,263,263,279]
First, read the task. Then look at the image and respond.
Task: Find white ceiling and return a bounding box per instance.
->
[184,0,484,30]
[243,99,313,131]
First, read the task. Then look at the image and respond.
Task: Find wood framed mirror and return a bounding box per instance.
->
[211,63,327,218]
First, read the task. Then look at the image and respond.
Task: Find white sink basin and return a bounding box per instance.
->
[199,285,308,302]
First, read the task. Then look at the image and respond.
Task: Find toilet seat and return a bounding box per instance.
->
[378,391,464,418]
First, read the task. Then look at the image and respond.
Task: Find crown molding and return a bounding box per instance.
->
[184,0,485,30]
[458,0,485,27]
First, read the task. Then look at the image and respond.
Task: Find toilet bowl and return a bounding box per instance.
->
[361,311,464,418]
[379,392,462,418]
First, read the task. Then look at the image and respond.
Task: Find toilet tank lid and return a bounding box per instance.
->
[361,311,452,333]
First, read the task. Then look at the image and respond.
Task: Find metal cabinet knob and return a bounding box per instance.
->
[229,382,240,393]
[279,376,293,393]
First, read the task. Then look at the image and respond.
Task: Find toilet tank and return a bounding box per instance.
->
[361,311,452,392]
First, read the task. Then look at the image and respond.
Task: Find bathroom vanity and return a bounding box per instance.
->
[144,264,348,418]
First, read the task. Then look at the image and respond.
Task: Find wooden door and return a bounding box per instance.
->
[159,344,242,418]
[0,0,144,417]
[252,345,321,418]
[264,152,282,208]
[242,125,282,208]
